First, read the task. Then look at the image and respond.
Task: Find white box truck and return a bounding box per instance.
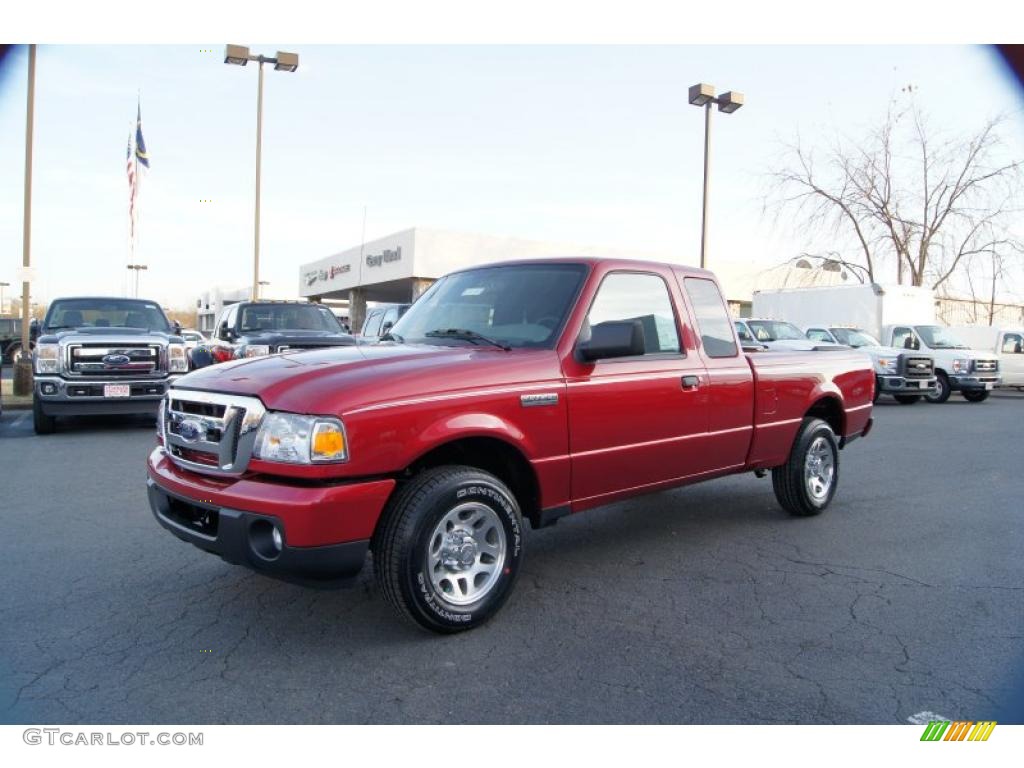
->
[753,283,1000,404]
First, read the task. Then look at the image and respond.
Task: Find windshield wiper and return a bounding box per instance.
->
[425,328,511,351]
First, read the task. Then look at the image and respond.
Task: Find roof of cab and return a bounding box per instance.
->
[441,256,717,280]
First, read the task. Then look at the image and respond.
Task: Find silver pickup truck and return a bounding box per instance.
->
[804,326,937,404]
[32,297,188,434]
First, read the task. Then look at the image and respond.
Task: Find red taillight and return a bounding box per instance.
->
[211,346,234,363]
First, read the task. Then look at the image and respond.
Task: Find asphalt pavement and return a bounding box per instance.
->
[1,393,1022,724]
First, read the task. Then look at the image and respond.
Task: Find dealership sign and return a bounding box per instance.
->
[305,263,352,287]
[365,246,402,268]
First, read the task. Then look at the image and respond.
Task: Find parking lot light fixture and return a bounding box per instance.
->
[689,82,745,270]
[127,263,148,297]
[224,45,299,306]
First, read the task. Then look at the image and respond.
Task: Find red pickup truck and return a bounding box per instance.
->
[147,258,874,632]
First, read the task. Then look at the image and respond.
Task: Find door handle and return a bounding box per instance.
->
[681,375,700,389]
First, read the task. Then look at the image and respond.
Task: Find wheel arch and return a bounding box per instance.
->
[378,433,542,538]
[804,394,845,439]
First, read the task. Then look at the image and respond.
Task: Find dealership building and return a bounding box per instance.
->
[298,227,701,330]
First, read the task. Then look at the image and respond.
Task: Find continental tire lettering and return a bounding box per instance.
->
[416,572,471,623]
[454,486,522,555]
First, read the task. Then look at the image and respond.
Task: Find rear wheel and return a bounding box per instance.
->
[33,397,56,434]
[962,389,990,403]
[772,417,838,517]
[894,395,921,405]
[373,465,524,633]
[925,372,951,404]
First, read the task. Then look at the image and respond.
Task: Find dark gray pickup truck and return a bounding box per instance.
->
[32,297,189,434]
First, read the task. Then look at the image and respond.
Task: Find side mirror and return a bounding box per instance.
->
[218,322,232,342]
[381,321,394,334]
[577,320,645,362]
[173,320,182,335]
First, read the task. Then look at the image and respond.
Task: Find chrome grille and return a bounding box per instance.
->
[67,344,163,377]
[162,389,266,477]
[900,355,934,379]
[974,359,998,373]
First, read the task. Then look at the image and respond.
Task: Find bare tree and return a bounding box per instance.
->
[765,98,1024,293]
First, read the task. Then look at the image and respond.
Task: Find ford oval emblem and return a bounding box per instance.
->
[103,353,131,366]
[178,419,204,443]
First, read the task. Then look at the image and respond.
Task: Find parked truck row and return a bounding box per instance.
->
[748,283,1015,404]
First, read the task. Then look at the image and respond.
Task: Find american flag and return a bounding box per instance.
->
[126,129,136,242]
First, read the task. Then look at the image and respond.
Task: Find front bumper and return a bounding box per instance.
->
[35,375,181,415]
[876,375,937,396]
[146,448,395,582]
[948,374,1001,391]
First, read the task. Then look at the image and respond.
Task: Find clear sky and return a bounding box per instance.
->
[1,44,1022,310]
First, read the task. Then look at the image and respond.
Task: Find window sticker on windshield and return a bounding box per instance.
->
[461,287,485,296]
[144,304,158,310]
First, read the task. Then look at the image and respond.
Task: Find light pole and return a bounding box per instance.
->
[224,45,299,301]
[0,282,9,315]
[688,83,744,270]
[127,264,148,297]
[14,44,37,396]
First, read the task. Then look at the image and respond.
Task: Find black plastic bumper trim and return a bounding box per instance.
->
[147,479,369,585]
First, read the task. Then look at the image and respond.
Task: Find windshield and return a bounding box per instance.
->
[44,298,170,332]
[747,320,806,341]
[830,328,882,348]
[238,304,343,333]
[916,325,968,349]
[390,263,588,349]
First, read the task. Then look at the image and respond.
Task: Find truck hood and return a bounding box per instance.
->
[38,327,180,344]
[172,342,561,415]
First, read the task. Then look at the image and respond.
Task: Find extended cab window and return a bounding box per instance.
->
[586,272,680,355]
[683,277,737,358]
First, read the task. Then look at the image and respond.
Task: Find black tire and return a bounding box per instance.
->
[33,397,56,434]
[894,395,921,405]
[771,417,839,517]
[925,372,951,404]
[373,465,524,633]
[962,389,990,403]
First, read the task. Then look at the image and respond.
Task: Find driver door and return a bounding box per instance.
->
[562,268,708,506]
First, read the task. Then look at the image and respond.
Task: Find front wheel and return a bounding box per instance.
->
[962,389,990,403]
[33,397,56,434]
[925,372,951,404]
[772,417,839,517]
[894,395,921,405]
[373,465,524,633]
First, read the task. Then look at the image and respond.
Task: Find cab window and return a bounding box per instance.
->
[683,278,737,358]
[1003,333,1023,354]
[362,310,384,338]
[806,328,834,343]
[891,326,919,350]
[734,322,754,343]
[586,272,680,355]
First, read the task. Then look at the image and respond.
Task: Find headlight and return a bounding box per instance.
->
[243,345,271,358]
[168,344,188,372]
[253,413,348,464]
[951,358,970,374]
[875,357,898,374]
[35,343,60,374]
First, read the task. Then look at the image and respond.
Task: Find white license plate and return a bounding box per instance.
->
[104,384,131,398]
[984,382,994,390]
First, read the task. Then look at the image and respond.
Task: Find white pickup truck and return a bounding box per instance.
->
[879,324,1001,403]
[948,325,1024,390]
